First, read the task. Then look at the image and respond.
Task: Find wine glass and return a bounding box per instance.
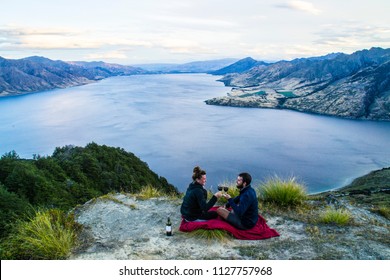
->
[218,185,229,195]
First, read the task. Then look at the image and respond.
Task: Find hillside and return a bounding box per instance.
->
[0,56,145,96]
[206,47,390,121]
[0,143,177,240]
[70,176,390,260]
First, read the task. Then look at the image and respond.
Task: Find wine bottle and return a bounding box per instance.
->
[166,217,172,236]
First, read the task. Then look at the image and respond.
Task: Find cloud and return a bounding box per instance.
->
[0,26,99,49]
[314,23,390,50]
[245,43,327,61]
[275,1,322,15]
[150,15,237,29]
[0,25,155,51]
[85,51,128,60]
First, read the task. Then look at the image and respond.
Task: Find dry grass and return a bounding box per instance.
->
[2,209,80,259]
[317,208,352,226]
[258,176,307,208]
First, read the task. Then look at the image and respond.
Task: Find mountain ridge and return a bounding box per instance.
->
[210,57,269,75]
[206,47,390,121]
[134,58,238,73]
[0,57,238,96]
[0,56,145,96]
[2,48,390,121]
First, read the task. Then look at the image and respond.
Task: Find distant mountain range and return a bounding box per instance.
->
[1,49,389,121]
[134,58,238,73]
[0,56,145,96]
[206,47,390,121]
[0,57,237,96]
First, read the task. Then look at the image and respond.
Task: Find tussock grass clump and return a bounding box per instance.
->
[372,206,390,220]
[137,185,163,199]
[2,209,80,259]
[318,208,352,226]
[99,193,125,204]
[187,229,231,242]
[258,176,307,208]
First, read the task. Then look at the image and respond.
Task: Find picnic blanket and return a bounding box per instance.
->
[179,207,280,240]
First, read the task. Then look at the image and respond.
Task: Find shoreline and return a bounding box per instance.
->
[205,97,390,122]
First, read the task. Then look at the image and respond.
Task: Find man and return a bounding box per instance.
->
[216,172,258,229]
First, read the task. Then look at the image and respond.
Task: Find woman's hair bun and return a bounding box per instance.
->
[192,166,206,181]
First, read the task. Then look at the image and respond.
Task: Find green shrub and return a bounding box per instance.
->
[258,176,307,208]
[0,185,32,238]
[1,209,80,259]
[318,208,352,226]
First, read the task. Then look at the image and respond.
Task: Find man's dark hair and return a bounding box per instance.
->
[239,172,252,186]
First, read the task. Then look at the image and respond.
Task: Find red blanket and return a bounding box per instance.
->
[179,207,280,240]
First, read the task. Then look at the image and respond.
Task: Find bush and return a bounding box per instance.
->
[258,176,307,208]
[1,209,80,259]
[318,208,352,226]
[0,185,32,238]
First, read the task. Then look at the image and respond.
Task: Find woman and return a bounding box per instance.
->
[180,166,222,221]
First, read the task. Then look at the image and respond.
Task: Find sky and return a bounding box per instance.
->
[1,0,390,65]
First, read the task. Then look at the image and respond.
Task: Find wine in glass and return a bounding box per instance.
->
[218,185,229,195]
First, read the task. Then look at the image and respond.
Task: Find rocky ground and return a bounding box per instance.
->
[69,192,390,260]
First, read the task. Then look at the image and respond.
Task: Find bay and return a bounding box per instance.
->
[0,74,389,193]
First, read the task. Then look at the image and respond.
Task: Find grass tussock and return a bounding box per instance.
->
[317,208,352,226]
[187,228,231,242]
[258,176,307,208]
[136,185,163,199]
[372,206,390,219]
[1,209,80,259]
[99,193,125,204]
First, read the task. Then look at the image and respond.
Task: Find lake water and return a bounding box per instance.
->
[0,74,389,193]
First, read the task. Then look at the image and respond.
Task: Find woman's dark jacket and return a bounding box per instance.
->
[180,181,217,221]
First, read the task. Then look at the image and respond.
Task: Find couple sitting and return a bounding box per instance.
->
[180,166,258,230]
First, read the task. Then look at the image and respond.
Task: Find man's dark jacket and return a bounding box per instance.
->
[226,185,258,229]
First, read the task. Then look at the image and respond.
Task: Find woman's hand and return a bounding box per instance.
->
[214,191,223,198]
[223,193,231,200]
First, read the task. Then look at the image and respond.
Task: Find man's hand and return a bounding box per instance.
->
[223,193,231,200]
[214,191,223,198]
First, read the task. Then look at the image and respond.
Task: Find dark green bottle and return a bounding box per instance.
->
[166,217,172,236]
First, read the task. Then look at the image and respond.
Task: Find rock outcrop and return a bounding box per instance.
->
[70,192,390,260]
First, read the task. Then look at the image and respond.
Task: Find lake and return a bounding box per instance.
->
[0,74,389,193]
